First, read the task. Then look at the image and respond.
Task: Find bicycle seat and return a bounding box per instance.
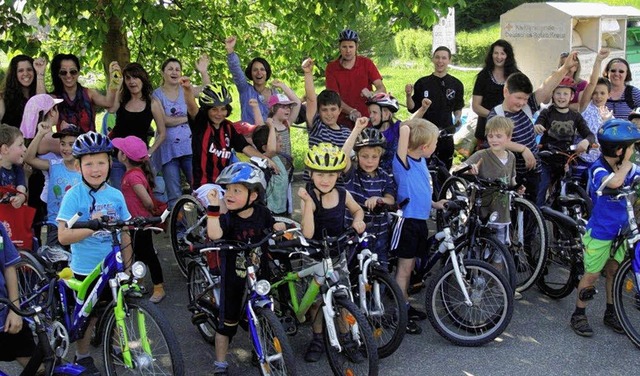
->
[540,206,581,238]
[556,195,586,208]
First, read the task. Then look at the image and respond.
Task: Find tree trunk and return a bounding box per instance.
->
[101,14,130,78]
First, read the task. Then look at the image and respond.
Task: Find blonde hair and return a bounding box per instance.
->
[403,118,439,150]
[485,116,514,138]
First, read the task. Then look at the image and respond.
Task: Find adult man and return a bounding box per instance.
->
[406,46,464,168]
[325,29,386,128]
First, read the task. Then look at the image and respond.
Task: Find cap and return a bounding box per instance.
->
[232,121,257,136]
[268,93,296,109]
[52,124,82,139]
[629,108,640,121]
[111,136,148,162]
[20,94,64,138]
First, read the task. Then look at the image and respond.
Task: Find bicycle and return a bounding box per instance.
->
[268,231,379,376]
[30,211,184,375]
[186,229,299,375]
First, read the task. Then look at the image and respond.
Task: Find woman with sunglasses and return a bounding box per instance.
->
[50,53,121,134]
[603,57,640,120]
[0,55,47,129]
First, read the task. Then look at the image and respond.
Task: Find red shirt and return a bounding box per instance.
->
[325,56,382,126]
[121,168,152,217]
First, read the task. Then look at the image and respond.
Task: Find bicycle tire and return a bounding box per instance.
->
[509,197,547,292]
[536,213,580,299]
[613,258,640,349]
[324,295,379,376]
[456,236,517,291]
[102,297,185,376]
[187,260,218,344]
[252,306,298,376]
[426,259,514,347]
[16,250,46,306]
[169,194,207,278]
[356,268,407,359]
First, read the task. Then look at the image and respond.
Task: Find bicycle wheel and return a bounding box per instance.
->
[613,258,640,349]
[357,268,407,359]
[15,250,46,305]
[187,260,218,344]
[324,295,378,376]
[426,259,514,347]
[436,176,469,234]
[169,194,207,278]
[102,297,185,376]
[536,213,580,299]
[456,236,517,291]
[509,197,547,292]
[252,306,297,376]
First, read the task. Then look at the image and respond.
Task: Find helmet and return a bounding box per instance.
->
[305,142,347,172]
[365,93,399,113]
[216,162,266,193]
[72,131,113,158]
[355,127,386,150]
[338,29,359,43]
[199,84,232,108]
[598,119,640,143]
[555,77,576,92]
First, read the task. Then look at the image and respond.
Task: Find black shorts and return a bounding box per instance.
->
[390,218,429,259]
[0,323,35,361]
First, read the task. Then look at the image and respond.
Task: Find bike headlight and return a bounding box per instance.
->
[131,261,147,279]
[488,211,499,223]
[255,280,271,296]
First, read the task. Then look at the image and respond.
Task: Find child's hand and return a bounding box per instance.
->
[207,188,220,206]
[522,148,537,170]
[9,194,25,209]
[517,185,526,195]
[352,219,366,234]
[421,98,432,109]
[534,124,546,135]
[271,79,285,90]
[354,117,368,131]
[273,222,287,232]
[266,157,280,174]
[301,58,314,74]
[4,310,22,334]
[361,88,373,99]
[179,76,192,89]
[33,57,47,76]
[599,105,613,121]
[405,84,413,95]
[225,36,237,53]
[574,139,590,154]
[248,98,259,108]
[37,121,52,135]
[596,48,610,61]
[195,53,210,73]
[433,199,448,210]
[469,158,483,175]
[298,187,312,202]
[364,197,380,211]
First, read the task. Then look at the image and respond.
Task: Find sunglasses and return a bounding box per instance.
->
[58,69,79,77]
[609,69,626,74]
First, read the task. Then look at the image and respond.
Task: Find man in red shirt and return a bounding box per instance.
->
[325,29,386,128]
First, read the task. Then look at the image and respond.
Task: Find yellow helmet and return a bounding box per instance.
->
[304,142,347,172]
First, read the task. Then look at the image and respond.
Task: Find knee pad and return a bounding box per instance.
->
[215,320,239,339]
[578,286,598,301]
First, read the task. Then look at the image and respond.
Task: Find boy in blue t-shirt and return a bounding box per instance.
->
[391,118,447,335]
[570,119,640,337]
[0,124,27,208]
[56,132,132,374]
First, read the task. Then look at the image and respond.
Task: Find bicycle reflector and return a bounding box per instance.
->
[255,280,271,296]
[131,261,147,279]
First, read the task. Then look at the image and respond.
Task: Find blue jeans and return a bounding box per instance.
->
[110,158,126,190]
[537,163,561,207]
[162,155,193,208]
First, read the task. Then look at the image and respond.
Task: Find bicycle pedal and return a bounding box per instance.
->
[191,311,208,325]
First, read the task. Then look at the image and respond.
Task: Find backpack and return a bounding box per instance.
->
[493,104,534,124]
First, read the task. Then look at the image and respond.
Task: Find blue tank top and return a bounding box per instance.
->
[306,183,347,240]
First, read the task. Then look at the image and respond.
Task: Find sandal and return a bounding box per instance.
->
[304,335,325,362]
[570,314,593,337]
[406,319,422,335]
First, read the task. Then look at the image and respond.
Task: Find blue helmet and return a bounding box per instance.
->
[339,29,359,43]
[598,119,640,143]
[216,162,266,193]
[72,131,113,158]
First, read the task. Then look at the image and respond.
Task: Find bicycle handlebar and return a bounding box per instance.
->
[67,210,170,231]
[191,228,302,254]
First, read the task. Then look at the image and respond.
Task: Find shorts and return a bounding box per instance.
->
[390,218,429,259]
[0,323,35,361]
[582,229,626,274]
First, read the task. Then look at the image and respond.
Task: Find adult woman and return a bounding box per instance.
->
[108,63,166,189]
[50,53,121,133]
[603,58,640,120]
[559,52,588,111]
[0,55,46,129]
[153,56,210,207]
[472,39,520,142]
[225,35,276,124]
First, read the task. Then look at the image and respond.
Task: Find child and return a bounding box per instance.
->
[343,117,396,265]
[0,223,35,370]
[205,162,285,376]
[181,79,274,190]
[0,124,27,208]
[25,122,82,248]
[392,118,447,335]
[534,77,595,207]
[56,131,132,374]
[267,81,301,158]
[112,135,166,304]
[297,142,366,362]
[570,119,640,337]
[365,93,401,173]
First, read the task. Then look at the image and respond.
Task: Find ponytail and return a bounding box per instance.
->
[129,158,156,191]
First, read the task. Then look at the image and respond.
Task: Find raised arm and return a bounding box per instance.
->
[410,98,432,120]
[535,51,578,105]
[225,36,251,94]
[90,61,122,109]
[206,188,223,240]
[302,58,317,129]
[579,49,609,113]
[397,123,410,167]
[342,117,368,171]
[24,122,53,171]
[33,57,47,94]
[405,84,416,112]
[193,53,211,94]
[271,79,302,124]
[180,77,199,119]
[263,118,277,157]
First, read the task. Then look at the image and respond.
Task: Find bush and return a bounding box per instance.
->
[394,29,433,61]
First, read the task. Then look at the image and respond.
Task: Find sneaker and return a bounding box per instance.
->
[304,336,325,362]
[213,365,229,375]
[603,311,625,334]
[340,334,366,364]
[407,305,427,321]
[74,355,102,376]
[406,319,422,335]
[570,314,593,337]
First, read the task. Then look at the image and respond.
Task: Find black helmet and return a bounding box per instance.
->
[338,29,359,43]
[199,84,232,108]
[355,127,386,150]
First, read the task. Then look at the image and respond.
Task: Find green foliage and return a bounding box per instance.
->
[454,24,499,66]
[394,29,433,61]
[456,0,540,31]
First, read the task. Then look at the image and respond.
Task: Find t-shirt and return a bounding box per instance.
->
[188,115,250,189]
[487,95,541,176]
[537,106,594,153]
[409,73,464,133]
[587,156,640,240]
[464,149,516,223]
[265,155,290,215]
[606,85,640,120]
[46,159,81,225]
[472,69,506,140]
[325,56,383,125]
[121,167,152,217]
[392,154,431,220]
[111,100,153,144]
[57,183,131,275]
[220,204,275,243]
[308,114,352,148]
[153,87,193,166]
[0,223,21,332]
[380,121,401,174]
[0,164,25,188]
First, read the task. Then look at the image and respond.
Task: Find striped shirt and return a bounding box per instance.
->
[344,166,396,238]
[308,114,351,148]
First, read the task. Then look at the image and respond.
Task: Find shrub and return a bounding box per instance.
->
[454,25,499,66]
[394,29,432,61]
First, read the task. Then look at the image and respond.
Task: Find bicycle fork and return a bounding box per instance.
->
[112,282,151,369]
[357,249,383,316]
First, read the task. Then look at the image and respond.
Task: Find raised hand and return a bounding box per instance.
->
[405,84,413,95]
[421,98,432,109]
[33,57,47,76]
[195,54,210,73]
[354,117,368,131]
[301,58,314,74]
[225,36,237,53]
[179,76,192,89]
[37,121,52,135]
[207,187,220,206]
[271,79,285,90]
